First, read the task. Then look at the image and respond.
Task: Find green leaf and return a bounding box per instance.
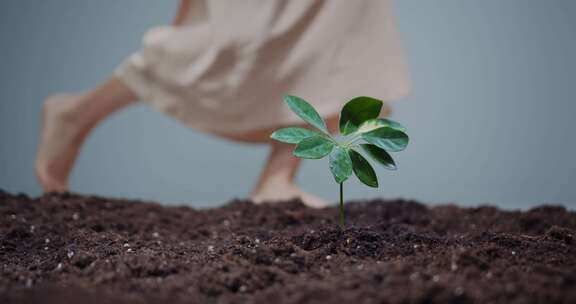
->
[270,127,319,144]
[284,95,329,133]
[360,144,397,170]
[329,146,353,183]
[349,150,378,187]
[293,136,334,159]
[339,96,383,135]
[356,118,407,134]
[361,127,409,152]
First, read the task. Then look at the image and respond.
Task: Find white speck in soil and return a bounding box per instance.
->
[25,279,32,288]
[56,263,63,271]
[207,245,215,253]
[409,272,420,281]
[29,225,35,233]
[239,285,247,293]
[356,264,364,270]
[223,220,230,226]
[44,246,49,251]
[255,238,260,244]
[152,232,160,238]
[346,238,352,244]
[451,262,458,271]
[325,255,332,260]
[126,248,133,253]
[511,251,516,255]
[123,243,130,248]
[67,251,74,259]
[45,238,50,244]
[454,287,465,296]
[179,242,185,246]
[309,230,315,234]
[10,214,16,220]
[486,272,493,279]
[413,244,419,249]
[432,275,440,282]
[274,257,281,263]
[72,213,79,221]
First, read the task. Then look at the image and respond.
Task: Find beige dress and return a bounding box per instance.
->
[115,0,409,135]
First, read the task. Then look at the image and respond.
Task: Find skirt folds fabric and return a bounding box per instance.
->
[114,0,410,135]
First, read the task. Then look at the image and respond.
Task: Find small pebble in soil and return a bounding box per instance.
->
[413,244,419,249]
[511,251,516,255]
[357,264,364,270]
[486,272,493,279]
[274,257,281,263]
[127,248,133,253]
[67,251,74,259]
[409,272,420,281]
[207,245,215,253]
[451,262,458,271]
[123,243,130,248]
[432,275,440,282]
[72,213,79,221]
[223,220,230,227]
[45,238,50,244]
[152,232,160,238]
[44,247,49,251]
[454,287,465,296]
[29,225,35,233]
[55,263,62,271]
[325,255,332,260]
[10,214,16,220]
[239,285,247,293]
[255,238,260,244]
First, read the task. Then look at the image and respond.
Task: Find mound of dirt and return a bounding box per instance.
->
[1,190,575,303]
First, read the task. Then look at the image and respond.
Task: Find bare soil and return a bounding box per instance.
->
[1,190,575,303]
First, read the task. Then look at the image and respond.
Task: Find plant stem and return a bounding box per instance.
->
[339,182,344,227]
[343,135,361,147]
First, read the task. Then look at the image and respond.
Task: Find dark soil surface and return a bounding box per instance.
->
[1,190,575,303]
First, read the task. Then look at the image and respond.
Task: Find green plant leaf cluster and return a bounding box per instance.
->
[271,95,409,188]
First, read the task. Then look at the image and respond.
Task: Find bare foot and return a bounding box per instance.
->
[36,94,87,192]
[250,182,329,208]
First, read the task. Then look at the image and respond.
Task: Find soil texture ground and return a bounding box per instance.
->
[1,190,575,303]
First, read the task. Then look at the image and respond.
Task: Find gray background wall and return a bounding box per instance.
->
[1,0,575,209]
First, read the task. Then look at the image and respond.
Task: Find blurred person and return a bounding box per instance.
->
[35,0,409,207]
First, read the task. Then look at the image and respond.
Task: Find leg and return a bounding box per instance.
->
[242,114,341,208]
[250,139,330,208]
[36,77,137,192]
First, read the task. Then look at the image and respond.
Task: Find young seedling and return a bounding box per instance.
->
[271,95,409,226]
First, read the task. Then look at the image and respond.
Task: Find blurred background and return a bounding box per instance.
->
[1,0,575,209]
